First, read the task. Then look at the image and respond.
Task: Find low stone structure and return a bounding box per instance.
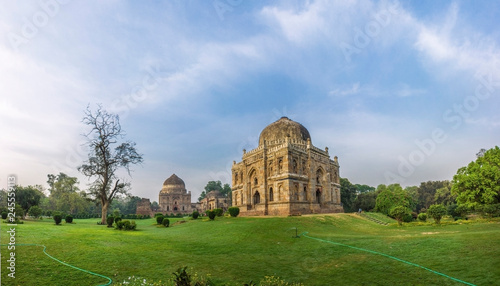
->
[199,190,231,213]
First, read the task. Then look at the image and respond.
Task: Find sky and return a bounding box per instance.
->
[1,0,499,202]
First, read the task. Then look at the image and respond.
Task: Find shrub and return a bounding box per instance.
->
[28,205,43,218]
[154,212,163,217]
[207,210,216,220]
[156,214,164,225]
[53,214,62,225]
[428,204,447,224]
[418,213,427,222]
[115,217,122,224]
[389,206,411,226]
[1,212,7,220]
[228,207,240,217]
[192,211,200,219]
[214,208,223,217]
[106,216,115,227]
[116,220,136,230]
[65,215,73,223]
[136,214,143,219]
[162,217,170,227]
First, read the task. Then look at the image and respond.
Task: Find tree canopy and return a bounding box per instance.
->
[452,146,500,209]
[78,105,143,224]
[374,184,414,215]
[340,178,357,212]
[198,180,232,201]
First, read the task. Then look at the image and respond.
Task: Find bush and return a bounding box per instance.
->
[417,213,427,222]
[428,204,447,224]
[28,205,43,218]
[1,212,7,220]
[65,215,73,223]
[192,211,200,219]
[115,217,122,224]
[154,212,163,217]
[156,214,164,225]
[53,214,62,225]
[207,210,216,220]
[228,207,240,217]
[116,220,137,230]
[213,208,224,217]
[389,206,411,226]
[162,217,170,227]
[106,216,115,227]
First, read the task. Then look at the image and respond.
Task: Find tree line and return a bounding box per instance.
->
[341,146,500,220]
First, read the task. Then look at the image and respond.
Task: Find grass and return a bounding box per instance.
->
[1,214,499,285]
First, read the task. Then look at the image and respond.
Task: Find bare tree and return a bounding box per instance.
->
[78,105,143,224]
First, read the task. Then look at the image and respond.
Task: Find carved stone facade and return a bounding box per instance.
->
[199,190,231,213]
[159,174,192,215]
[231,117,343,216]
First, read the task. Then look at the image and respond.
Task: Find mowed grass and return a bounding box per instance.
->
[1,214,499,286]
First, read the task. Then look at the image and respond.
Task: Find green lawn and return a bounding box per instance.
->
[1,214,499,285]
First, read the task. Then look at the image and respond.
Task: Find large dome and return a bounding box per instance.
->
[163,174,185,186]
[160,174,186,194]
[259,117,311,145]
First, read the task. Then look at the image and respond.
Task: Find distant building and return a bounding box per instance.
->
[199,190,231,213]
[136,198,153,216]
[158,174,192,215]
[231,117,343,216]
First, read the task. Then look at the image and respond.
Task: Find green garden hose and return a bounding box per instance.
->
[300,232,476,286]
[1,243,112,286]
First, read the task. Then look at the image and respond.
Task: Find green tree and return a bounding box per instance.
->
[45,173,92,215]
[415,181,449,212]
[452,146,500,209]
[354,184,375,194]
[375,184,414,215]
[353,191,377,212]
[427,204,447,224]
[434,181,456,206]
[28,205,43,218]
[340,178,357,212]
[390,206,411,226]
[15,185,45,217]
[78,105,144,225]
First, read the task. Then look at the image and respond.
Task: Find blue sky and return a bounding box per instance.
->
[1,0,499,202]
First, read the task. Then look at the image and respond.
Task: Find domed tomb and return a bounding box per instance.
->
[259,116,311,146]
[158,174,192,214]
[232,116,343,216]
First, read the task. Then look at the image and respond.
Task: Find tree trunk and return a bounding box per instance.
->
[101,201,109,225]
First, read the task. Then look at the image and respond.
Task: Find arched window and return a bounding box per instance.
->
[269,188,274,201]
[234,173,238,184]
[278,159,283,173]
[303,186,307,200]
[316,169,323,184]
[167,206,169,211]
[240,172,243,182]
[182,206,184,211]
[293,159,298,173]
[234,193,238,205]
[316,189,321,204]
[254,177,258,186]
[253,191,260,204]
